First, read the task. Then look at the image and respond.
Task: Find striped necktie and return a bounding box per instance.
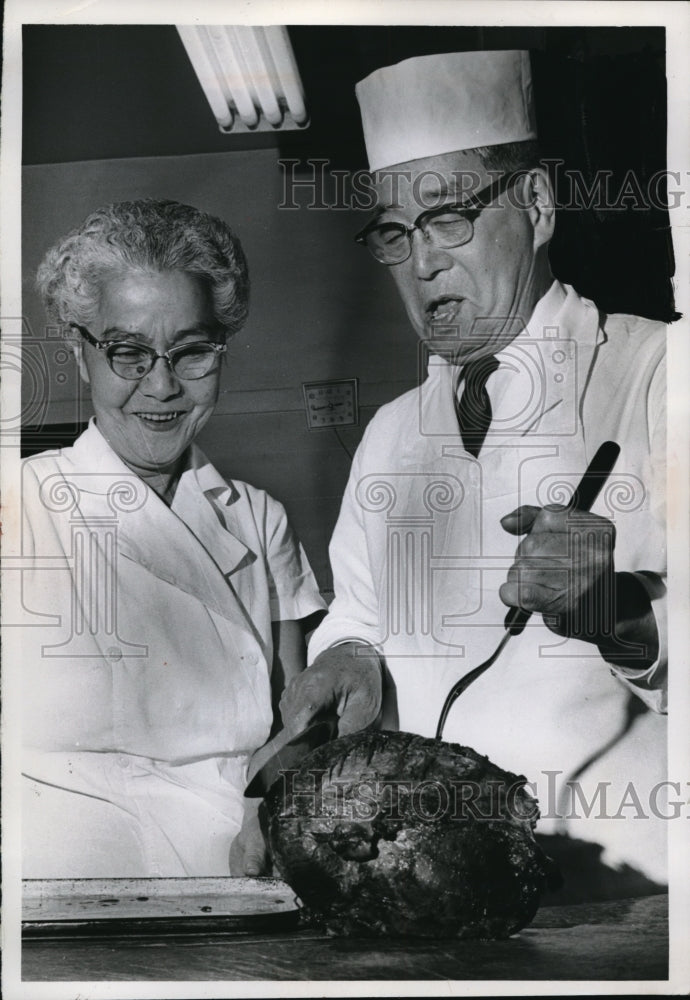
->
[455,355,500,458]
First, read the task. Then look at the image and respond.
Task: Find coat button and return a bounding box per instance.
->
[118,756,130,769]
[106,647,123,661]
[245,652,259,665]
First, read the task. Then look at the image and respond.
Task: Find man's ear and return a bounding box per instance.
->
[525,166,556,251]
[65,326,91,385]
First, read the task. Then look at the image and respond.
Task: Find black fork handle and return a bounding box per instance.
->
[435,441,622,740]
[504,440,621,637]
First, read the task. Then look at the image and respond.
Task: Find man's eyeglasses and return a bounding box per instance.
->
[71,324,226,381]
[354,169,526,265]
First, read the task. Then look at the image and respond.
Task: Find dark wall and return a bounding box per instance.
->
[23,24,673,323]
[21,150,416,594]
[21,25,674,593]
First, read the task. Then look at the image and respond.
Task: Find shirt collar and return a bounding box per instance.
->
[72,421,249,576]
[172,445,250,576]
[72,422,238,508]
[65,421,253,617]
[421,280,603,443]
[426,280,602,377]
[182,444,239,505]
[515,278,568,349]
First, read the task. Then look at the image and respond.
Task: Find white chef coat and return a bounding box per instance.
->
[309,281,668,883]
[21,420,325,876]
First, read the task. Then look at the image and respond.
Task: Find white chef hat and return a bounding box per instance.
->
[355,50,537,172]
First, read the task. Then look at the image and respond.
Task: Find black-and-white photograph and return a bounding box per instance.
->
[2,1,689,995]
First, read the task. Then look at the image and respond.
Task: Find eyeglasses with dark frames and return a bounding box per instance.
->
[354,169,527,265]
[71,324,227,381]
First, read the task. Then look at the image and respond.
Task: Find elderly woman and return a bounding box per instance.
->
[21,199,325,878]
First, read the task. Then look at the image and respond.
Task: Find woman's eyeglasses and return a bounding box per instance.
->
[71,324,226,381]
[354,170,526,265]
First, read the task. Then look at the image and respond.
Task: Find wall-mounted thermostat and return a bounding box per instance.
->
[302,378,359,429]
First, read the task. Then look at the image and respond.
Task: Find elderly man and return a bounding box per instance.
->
[282,51,667,887]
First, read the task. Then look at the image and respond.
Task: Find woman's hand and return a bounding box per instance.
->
[229,798,269,876]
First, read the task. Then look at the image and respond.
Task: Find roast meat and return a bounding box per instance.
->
[262,730,559,937]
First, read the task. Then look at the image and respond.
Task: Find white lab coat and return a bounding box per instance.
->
[21,421,325,876]
[309,282,668,883]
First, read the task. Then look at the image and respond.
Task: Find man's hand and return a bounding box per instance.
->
[229,798,268,877]
[499,503,616,641]
[279,642,383,738]
[499,504,658,668]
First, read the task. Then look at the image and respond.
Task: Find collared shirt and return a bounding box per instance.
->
[309,281,667,881]
[21,420,326,762]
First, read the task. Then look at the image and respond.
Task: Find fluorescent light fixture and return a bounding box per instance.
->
[176,25,309,133]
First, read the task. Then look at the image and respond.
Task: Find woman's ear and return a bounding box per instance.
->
[525,167,556,251]
[65,326,91,385]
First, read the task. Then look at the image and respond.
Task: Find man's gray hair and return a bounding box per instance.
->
[36,199,250,338]
[474,140,542,174]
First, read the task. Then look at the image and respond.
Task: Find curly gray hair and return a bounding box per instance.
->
[36,199,250,338]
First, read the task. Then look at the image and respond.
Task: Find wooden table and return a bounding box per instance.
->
[21,879,668,982]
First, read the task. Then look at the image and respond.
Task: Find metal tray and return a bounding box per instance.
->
[22,876,300,939]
